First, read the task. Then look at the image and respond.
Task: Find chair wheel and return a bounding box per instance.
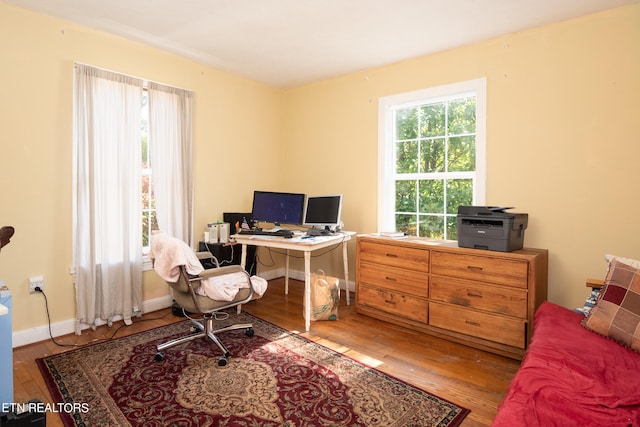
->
[154,352,165,362]
[217,356,227,367]
[245,328,254,337]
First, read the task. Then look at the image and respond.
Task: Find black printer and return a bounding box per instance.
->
[457,206,528,252]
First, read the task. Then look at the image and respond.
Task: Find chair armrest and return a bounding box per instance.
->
[198,264,246,279]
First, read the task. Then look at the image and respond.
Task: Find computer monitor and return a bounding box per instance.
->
[251,191,306,226]
[303,194,343,230]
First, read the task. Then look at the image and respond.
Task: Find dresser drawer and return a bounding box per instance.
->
[430,276,526,318]
[359,241,429,272]
[358,285,428,323]
[429,302,526,348]
[359,261,428,298]
[431,251,528,288]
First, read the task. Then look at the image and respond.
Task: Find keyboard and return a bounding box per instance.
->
[237,229,294,238]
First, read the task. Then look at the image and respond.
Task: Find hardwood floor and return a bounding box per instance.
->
[12,278,521,426]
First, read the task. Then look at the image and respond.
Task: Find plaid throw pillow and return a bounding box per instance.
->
[582,259,640,352]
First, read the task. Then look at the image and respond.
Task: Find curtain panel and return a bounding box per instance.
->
[148,83,194,246]
[72,64,143,333]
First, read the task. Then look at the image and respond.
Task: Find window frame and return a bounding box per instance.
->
[377,78,487,237]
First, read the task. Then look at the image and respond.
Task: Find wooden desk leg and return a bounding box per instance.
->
[304,251,311,332]
[239,243,247,270]
[285,249,290,295]
[342,240,350,305]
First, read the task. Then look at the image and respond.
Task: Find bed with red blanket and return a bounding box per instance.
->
[492,300,640,426]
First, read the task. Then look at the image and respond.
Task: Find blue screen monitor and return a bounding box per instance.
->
[303,194,343,229]
[251,191,306,226]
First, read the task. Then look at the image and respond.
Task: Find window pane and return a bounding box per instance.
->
[447,136,475,172]
[396,213,417,235]
[446,216,458,240]
[141,90,150,250]
[142,210,157,248]
[446,179,473,214]
[418,179,444,213]
[395,180,416,212]
[141,136,148,167]
[418,215,444,239]
[448,97,476,135]
[420,104,445,137]
[420,137,445,173]
[396,140,419,173]
[395,107,418,140]
[142,175,150,209]
[142,212,150,248]
[149,177,155,209]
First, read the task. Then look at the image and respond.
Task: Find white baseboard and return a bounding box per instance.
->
[12,270,354,348]
[12,294,173,348]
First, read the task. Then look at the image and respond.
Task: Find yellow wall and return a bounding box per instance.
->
[1,2,638,336]
[283,4,640,306]
[0,3,284,333]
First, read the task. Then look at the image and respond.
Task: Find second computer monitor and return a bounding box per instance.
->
[303,194,343,230]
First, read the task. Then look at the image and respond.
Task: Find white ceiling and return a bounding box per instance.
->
[4,0,637,88]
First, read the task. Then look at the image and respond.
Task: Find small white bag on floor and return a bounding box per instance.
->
[305,269,340,321]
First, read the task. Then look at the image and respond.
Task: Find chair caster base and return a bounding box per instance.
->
[154,352,165,362]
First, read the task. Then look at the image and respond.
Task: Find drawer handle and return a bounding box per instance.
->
[384,299,397,305]
[385,276,397,282]
[467,265,483,271]
[466,292,482,298]
[465,320,481,327]
[385,253,398,258]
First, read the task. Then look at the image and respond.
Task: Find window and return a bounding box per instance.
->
[73,64,194,330]
[141,89,157,251]
[378,78,486,239]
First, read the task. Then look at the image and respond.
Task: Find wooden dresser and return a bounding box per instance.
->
[356,235,548,359]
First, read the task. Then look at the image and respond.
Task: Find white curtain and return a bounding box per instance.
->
[148,82,194,246]
[72,64,143,333]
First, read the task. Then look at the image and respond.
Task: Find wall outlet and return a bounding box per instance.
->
[29,276,44,293]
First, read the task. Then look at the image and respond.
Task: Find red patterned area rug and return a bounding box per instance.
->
[37,312,469,426]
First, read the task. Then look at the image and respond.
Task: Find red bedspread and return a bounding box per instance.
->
[493,301,640,426]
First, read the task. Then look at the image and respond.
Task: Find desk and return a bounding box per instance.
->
[232,232,354,332]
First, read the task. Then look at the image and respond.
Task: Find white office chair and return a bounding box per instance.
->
[150,233,258,366]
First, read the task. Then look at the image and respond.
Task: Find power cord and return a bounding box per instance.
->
[36,287,173,348]
[36,287,77,348]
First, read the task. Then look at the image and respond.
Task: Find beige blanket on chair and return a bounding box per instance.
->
[150,231,267,301]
